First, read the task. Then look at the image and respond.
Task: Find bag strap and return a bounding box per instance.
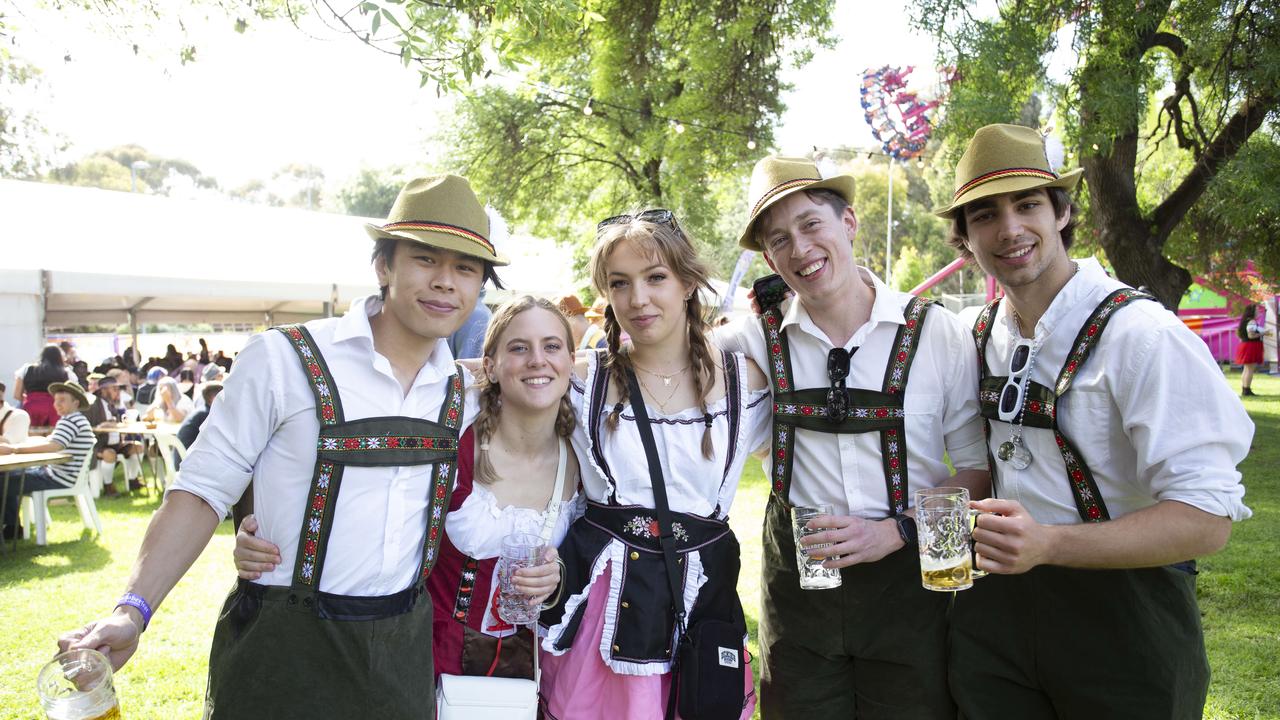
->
[623,367,686,720]
[538,438,569,544]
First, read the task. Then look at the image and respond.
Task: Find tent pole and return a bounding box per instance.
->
[128,310,139,366]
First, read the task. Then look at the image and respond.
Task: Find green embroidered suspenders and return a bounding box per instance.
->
[973,288,1155,522]
[762,297,932,515]
[275,324,465,608]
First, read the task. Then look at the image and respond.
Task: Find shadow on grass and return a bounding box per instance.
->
[0,528,113,583]
[0,493,166,584]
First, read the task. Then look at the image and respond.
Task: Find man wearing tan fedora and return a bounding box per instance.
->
[717,155,989,717]
[58,175,505,718]
[1,380,97,538]
[940,124,1253,719]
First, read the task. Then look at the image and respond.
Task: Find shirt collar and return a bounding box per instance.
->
[332,295,379,346]
[1001,257,1108,339]
[782,266,906,348]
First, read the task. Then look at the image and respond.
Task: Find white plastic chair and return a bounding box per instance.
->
[152,433,187,492]
[21,452,103,546]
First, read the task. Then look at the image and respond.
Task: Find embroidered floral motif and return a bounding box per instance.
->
[298,461,336,584]
[623,515,689,542]
[452,557,479,623]
[420,371,465,580]
[772,403,906,421]
[885,299,928,394]
[280,325,338,425]
[318,436,459,452]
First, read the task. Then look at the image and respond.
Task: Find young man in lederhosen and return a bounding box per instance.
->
[58,175,508,718]
[717,156,990,718]
[939,124,1254,719]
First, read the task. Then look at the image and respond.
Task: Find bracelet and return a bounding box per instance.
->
[115,592,153,631]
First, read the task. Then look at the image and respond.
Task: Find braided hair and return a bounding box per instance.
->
[590,212,718,459]
[473,295,577,486]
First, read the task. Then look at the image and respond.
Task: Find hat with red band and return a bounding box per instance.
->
[933,124,1082,218]
[739,156,857,251]
[364,175,509,266]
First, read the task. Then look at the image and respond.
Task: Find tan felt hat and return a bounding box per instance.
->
[48,380,91,410]
[365,174,509,266]
[934,123,1082,218]
[739,155,857,250]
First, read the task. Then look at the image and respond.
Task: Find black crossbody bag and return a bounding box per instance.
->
[624,368,746,720]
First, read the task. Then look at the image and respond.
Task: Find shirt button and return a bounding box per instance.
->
[621,601,630,609]
[613,644,621,652]
[629,551,640,560]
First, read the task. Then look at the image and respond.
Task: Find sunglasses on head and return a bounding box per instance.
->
[826,347,854,423]
[997,338,1034,422]
[597,208,678,233]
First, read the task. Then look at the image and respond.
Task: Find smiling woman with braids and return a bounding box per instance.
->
[539,210,771,719]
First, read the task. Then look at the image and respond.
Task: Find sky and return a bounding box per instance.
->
[9,2,947,191]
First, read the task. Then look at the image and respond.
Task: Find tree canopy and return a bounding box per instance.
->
[913,0,1279,308]
[334,0,835,278]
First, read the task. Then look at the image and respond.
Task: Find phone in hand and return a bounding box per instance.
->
[751,273,790,312]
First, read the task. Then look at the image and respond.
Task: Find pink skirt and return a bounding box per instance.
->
[540,562,756,720]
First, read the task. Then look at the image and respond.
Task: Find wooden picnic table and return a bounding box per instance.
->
[0,452,71,553]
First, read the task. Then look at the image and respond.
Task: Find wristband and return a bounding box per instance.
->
[116,592,153,631]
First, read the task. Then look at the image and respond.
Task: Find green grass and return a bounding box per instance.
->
[2,370,1275,718]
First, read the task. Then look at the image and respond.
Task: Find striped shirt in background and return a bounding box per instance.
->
[48,411,95,487]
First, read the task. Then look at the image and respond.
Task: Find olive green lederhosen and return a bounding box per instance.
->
[757,298,953,719]
[204,324,465,720]
[951,290,1209,720]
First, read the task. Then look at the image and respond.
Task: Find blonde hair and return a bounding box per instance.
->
[473,295,577,486]
[588,213,718,459]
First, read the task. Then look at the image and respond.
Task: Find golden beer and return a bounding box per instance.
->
[921,553,973,592]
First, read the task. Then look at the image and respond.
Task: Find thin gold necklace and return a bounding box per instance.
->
[634,369,684,413]
[632,361,691,387]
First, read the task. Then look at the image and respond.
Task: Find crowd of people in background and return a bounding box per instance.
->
[1,339,232,519]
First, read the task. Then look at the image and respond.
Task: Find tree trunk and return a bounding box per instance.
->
[1084,154,1192,311]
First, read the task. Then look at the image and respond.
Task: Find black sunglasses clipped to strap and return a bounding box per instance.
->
[827,347,854,423]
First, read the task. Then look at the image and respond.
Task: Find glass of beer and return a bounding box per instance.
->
[37,648,121,720]
[791,504,842,590]
[497,532,546,625]
[916,487,974,592]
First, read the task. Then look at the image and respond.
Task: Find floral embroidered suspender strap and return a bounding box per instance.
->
[762,297,932,515]
[274,324,465,606]
[973,289,1155,522]
[418,371,466,580]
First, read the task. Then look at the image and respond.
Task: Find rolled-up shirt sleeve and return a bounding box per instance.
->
[1119,320,1253,521]
[169,332,282,519]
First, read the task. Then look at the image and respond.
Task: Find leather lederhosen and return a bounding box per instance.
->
[756,297,953,719]
[204,323,465,719]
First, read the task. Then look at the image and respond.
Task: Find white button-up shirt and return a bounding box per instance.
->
[173,295,478,596]
[982,259,1252,524]
[717,269,987,517]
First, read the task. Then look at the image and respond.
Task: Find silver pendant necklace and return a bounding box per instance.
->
[997,312,1038,470]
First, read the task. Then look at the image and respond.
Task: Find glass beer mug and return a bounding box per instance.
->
[915,487,976,592]
[37,649,121,720]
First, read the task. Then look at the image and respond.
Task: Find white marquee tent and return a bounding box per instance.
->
[0,179,577,380]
